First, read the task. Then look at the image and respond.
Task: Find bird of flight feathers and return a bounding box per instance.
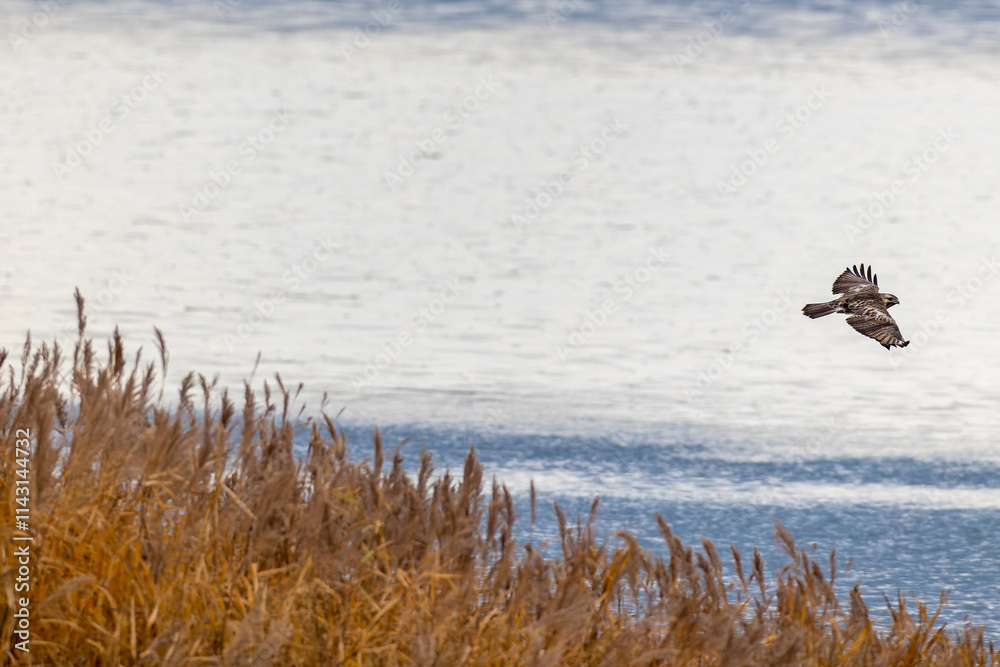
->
[802,264,909,349]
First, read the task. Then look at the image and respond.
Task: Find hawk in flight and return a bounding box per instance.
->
[803,264,909,349]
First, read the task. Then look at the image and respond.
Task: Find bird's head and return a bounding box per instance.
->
[881,293,900,308]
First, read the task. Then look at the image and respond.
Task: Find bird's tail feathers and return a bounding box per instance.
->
[802,302,837,319]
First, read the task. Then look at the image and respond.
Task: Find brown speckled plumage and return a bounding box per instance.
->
[803,263,909,350]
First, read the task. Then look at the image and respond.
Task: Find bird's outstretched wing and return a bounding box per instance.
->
[844,298,909,349]
[832,263,880,296]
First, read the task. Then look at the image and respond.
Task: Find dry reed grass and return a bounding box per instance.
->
[0,292,997,665]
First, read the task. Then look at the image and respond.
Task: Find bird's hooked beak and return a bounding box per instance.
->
[885,294,900,307]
